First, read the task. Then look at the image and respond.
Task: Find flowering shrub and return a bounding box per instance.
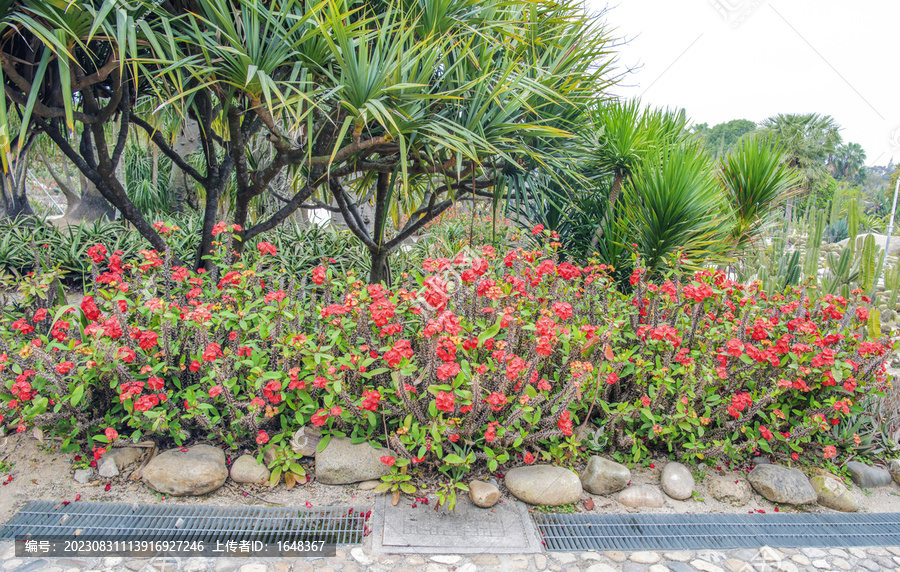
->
[0,224,895,482]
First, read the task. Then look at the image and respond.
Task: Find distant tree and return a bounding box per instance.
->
[691,119,757,158]
[829,142,867,184]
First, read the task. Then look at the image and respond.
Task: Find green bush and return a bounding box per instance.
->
[0,224,895,501]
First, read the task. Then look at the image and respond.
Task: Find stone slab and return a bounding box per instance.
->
[371,494,541,554]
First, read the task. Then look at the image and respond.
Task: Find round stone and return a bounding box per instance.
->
[315,438,391,485]
[661,462,694,500]
[468,480,501,508]
[229,454,270,485]
[504,465,582,506]
[706,476,751,505]
[616,485,665,508]
[290,426,321,457]
[143,445,228,496]
[846,460,894,488]
[810,475,858,512]
[747,464,816,505]
[580,456,631,495]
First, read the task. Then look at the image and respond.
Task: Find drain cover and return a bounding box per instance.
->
[534,512,900,551]
[0,501,368,545]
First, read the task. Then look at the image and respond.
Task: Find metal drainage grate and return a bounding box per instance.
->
[0,501,368,544]
[533,512,900,551]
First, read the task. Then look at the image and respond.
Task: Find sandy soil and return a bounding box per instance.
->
[1,431,898,527]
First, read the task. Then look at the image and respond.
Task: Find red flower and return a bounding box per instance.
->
[436,362,461,381]
[117,347,136,363]
[486,392,508,412]
[209,385,223,398]
[312,266,326,285]
[640,396,651,407]
[380,456,396,467]
[147,376,164,390]
[330,406,342,417]
[310,409,329,427]
[759,426,773,441]
[256,431,269,445]
[202,343,223,362]
[523,452,534,464]
[606,372,619,385]
[531,224,544,235]
[257,242,277,256]
[435,391,455,413]
[360,390,381,412]
[56,361,75,375]
[189,360,201,372]
[823,445,837,459]
[33,308,48,322]
[87,244,107,263]
[551,302,573,321]
[105,427,118,442]
[557,411,573,436]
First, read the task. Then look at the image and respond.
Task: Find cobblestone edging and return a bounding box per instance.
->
[2,541,900,572]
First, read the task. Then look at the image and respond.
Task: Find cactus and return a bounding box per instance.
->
[887,262,900,309]
[848,198,859,256]
[859,234,877,293]
[867,308,881,339]
[803,210,825,279]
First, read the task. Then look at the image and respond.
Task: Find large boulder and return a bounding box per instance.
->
[747,465,816,505]
[580,457,631,495]
[617,485,665,508]
[230,455,270,485]
[505,465,582,506]
[891,459,900,486]
[837,233,900,257]
[706,476,751,506]
[810,475,858,512]
[315,438,390,485]
[143,445,228,496]
[661,462,694,500]
[468,480,501,508]
[845,461,893,489]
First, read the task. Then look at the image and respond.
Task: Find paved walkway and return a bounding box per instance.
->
[2,541,900,572]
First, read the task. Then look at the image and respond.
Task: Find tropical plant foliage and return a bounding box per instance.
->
[0,0,617,282]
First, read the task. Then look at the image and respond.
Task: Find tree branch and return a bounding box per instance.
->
[130,115,207,184]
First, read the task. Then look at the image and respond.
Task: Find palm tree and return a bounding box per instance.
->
[829,142,867,183]
[758,113,842,231]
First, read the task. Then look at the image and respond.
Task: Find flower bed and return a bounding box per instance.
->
[0,224,894,489]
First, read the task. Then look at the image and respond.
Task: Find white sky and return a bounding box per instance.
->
[586,0,900,167]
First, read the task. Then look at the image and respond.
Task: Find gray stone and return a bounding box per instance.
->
[97,457,119,478]
[580,456,631,495]
[617,485,665,508]
[73,468,92,484]
[661,462,694,500]
[747,464,816,505]
[838,233,900,257]
[667,563,699,572]
[706,476,751,505]
[315,438,390,485]
[846,460,894,488]
[691,560,725,572]
[505,465,582,506]
[585,565,617,572]
[101,447,145,470]
[229,454,270,485]
[891,459,900,486]
[629,551,660,564]
[290,426,321,457]
[468,480,501,508]
[142,444,227,496]
[810,475,858,512]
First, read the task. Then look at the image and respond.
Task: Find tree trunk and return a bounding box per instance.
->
[369,248,392,286]
[591,172,624,247]
[169,119,201,213]
[0,159,33,218]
